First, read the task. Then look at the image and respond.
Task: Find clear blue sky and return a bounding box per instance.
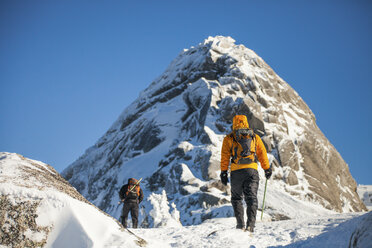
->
[1,0,371,184]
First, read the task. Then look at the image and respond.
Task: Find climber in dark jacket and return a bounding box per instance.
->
[119,178,144,228]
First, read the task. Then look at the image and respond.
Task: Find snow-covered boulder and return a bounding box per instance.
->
[0,152,146,247]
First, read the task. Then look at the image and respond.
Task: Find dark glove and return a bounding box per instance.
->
[265,167,272,179]
[220,170,228,185]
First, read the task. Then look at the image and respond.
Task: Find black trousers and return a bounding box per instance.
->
[121,201,139,228]
[231,168,259,229]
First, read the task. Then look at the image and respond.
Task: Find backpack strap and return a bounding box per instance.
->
[126,184,141,197]
[229,133,238,163]
[251,133,258,163]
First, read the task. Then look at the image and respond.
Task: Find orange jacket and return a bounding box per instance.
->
[220,132,270,172]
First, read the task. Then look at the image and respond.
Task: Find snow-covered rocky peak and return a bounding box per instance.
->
[62,36,366,227]
[0,152,145,247]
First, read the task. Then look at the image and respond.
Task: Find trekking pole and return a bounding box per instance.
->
[260,178,268,221]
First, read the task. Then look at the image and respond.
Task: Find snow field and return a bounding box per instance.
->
[134,212,370,248]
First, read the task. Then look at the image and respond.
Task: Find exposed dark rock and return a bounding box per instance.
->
[0,196,50,248]
[189,192,228,208]
[120,113,138,131]
[199,132,212,145]
[147,170,167,192]
[278,139,300,171]
[219,96,236,122]
[200,180,230,194]
[286,169,299,186]
[261,135,272,152]
[271,213,291,221]
[215,120,229,133]
[194,150,212,180]
[133,122,164,153]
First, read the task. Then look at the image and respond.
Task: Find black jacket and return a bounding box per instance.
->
[119,184,144,203]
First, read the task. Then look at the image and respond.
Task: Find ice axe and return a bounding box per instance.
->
[118,178,143,205]
[260,178,268,221]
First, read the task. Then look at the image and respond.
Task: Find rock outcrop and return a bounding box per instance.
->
[0,152,141,247]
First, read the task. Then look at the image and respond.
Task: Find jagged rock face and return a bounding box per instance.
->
[62,36,366,224]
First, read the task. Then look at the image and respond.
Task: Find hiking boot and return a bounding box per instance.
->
[236,224,244,230]
[246,226,254,232]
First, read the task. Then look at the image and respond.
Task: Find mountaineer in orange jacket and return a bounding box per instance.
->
[220,115,272,232]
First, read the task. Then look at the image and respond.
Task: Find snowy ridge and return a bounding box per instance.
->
[62,36,366,229]
[0,152,143,247]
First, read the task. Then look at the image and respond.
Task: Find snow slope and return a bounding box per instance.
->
[1,152,371,247]
[135,212,372,248]
[0,152,148,247]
